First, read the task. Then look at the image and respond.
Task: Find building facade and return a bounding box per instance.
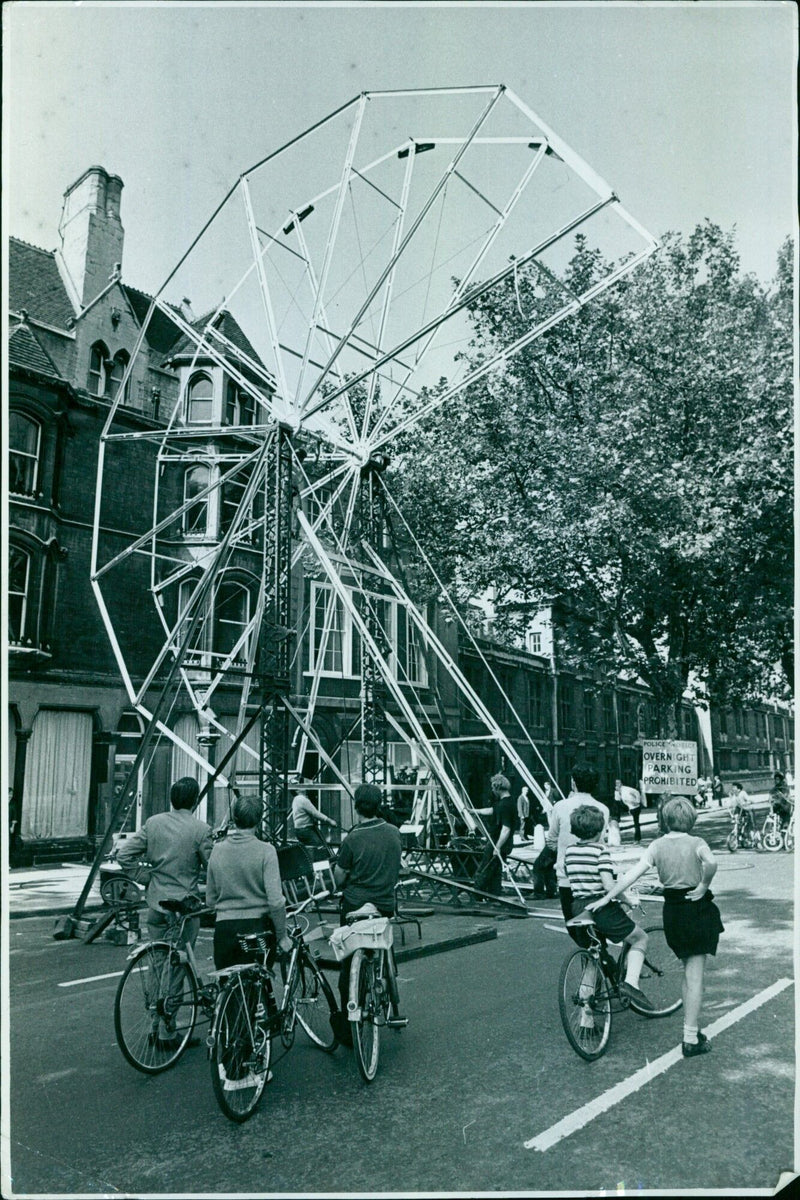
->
[7,167,793,864]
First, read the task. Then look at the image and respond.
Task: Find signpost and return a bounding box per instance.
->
[641,740,698,794]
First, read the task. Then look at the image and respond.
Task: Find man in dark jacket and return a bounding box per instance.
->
[472,773,518,896]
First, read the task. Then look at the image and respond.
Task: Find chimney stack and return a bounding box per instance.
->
[59,166,125,308]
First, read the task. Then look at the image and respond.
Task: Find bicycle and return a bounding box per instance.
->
[726,808,762,853]
[558,901,682,1061]
[208,891,338,1123]
[114,894,218,1074]
[337,904,408,1083]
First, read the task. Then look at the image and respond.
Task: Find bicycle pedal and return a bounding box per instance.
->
[386,1016,408,1029]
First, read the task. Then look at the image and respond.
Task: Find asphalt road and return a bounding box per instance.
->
[5,811,795,1196]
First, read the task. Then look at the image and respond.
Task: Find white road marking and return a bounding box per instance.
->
[58,971,125,988]
[543,924,567,934]
[525,976,793,1152]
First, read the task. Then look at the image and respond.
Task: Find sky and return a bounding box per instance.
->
[3,0,796,301]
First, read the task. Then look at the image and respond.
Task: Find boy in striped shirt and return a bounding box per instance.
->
[564,805,652,1010]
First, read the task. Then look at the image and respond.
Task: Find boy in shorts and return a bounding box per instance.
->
[564,805,653,1011]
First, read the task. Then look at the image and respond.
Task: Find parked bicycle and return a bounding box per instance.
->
[783,807,795,853]
[726,808,762,853]
[208,891,338,1122]
[114,894,217,1074]
[331,903,408,1083]
[559,900,682,1061]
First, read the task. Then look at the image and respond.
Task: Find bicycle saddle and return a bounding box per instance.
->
[566,912,597,928]
[346,902,381,924]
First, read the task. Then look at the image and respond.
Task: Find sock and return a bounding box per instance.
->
[624,947,645,988]
[683,1024,699,1045]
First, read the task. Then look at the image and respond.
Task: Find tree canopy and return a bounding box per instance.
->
[391,223,793,732]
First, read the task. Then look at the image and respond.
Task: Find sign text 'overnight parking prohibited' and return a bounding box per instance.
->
[641,740,698,793]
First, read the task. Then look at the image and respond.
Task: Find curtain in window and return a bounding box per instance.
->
[22,710,93,839]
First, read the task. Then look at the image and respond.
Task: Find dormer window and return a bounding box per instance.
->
[183,465,210,535]
[187,373,214,424]
[9,412,41,497]
[108,350,130,402]
[88,341,110,395]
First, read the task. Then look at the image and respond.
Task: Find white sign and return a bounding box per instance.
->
[641,740,698,794]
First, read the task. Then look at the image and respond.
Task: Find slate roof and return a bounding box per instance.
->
[123,286,185,354]
[9,239,75,329]
[8,321,65,380]
[9,238,268,381]
[168,309,265,374]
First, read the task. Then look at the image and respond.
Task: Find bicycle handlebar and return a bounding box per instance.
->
[288,890,329,919]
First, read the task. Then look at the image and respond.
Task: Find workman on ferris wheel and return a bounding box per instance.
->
[290,780,337,851]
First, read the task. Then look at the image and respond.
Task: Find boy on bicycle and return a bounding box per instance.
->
[729,782,760,842]
[770,773,793,829]
[564,805,653,1012]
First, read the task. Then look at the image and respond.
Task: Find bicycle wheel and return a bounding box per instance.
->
[210,978,271,1122]
[114,942,198,1073]
[558,949,612,1061]
[763,820,783,852]
[726,830,738,853]
[350,949,381,1082]
[292,956,338,1052]
[784,827,794,852]
[631,926,683,1017]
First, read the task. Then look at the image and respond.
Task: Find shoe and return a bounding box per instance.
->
[150,1034,181,1052]
[682,1035,712,1058]
[620,982,654,1011]
[330,1010,353,1047]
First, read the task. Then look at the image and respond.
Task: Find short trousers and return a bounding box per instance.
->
[572,896,635,943]
[214,914,275,970]
[662,888,724,959]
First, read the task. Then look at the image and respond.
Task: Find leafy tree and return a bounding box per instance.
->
[391,224,793,734]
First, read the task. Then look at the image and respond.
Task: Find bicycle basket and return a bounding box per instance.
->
[328,918,394,962]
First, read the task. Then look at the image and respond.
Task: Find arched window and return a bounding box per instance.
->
[177,576,210,662]
[88,341,109,395]
[215,580,251,660]
[108,350,130,401]
[183,465,210,535]
[187,373,214,424]
[8,545,31,643]
[9,412,42,496]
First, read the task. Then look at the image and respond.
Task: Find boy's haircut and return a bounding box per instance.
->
[490,773,511,796]
[570,804,605,840]
[354,782,382,817]
[660,796,697,833]
[170,776,199,811]
[570,761,599,794]
[232,794,262,829]
[731,781,743,789]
